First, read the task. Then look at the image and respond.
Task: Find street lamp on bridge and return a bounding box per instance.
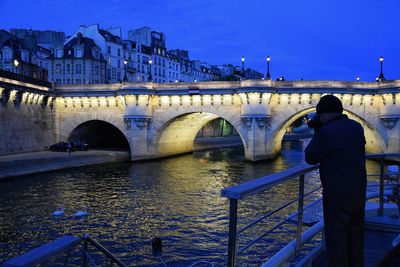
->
[241,56,245,78]
[123,59,128,82]
[378,56,385,82]
[13,59,19,74]
[148,58,153,82]
[266,56,271,80]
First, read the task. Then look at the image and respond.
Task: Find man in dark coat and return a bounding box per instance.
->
[305,95,367,267]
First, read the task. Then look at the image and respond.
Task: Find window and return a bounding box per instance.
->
[4,51,11,61]
[117,49,121,57]
[66,64,70,74]
[76,64,82,74]
[158,48,161,55]
[56,79,61,84]
[95,66,99,75]
[56,64,61,74]
[107,46,111,54]
[76,49,83,58]
[56,49,62,58]
[76,79,82,84]
[118,60,121,68]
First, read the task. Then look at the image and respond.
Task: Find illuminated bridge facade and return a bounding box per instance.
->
[1,78,400,161]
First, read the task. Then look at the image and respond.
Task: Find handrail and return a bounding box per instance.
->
[221,164,318,200]
[222,153,400,267]
[2,234,127,267]
[82,234,128,267]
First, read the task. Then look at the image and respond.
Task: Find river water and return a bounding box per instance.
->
[0,140,380,266]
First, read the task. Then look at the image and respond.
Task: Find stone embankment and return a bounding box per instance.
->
[0,150,130,179]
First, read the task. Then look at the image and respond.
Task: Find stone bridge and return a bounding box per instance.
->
[1,77,400,161]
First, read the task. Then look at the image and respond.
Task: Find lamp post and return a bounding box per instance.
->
[123,59,128,82]
[356,76,360,81]
[13,59,19,74]
[378,56,385,81]
[148,58,153,82]
[266,56,271,80]
[241,56,245,78]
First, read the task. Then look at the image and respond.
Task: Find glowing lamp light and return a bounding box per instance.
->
[241,56,245,62]
[356,77,360,81]
[13,59,19,67]
[266,56,271,62]
[379,56,384,62]
[149,59,153,65]
[124,59,128,65]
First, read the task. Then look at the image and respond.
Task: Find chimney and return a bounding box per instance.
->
[77,32,83,45]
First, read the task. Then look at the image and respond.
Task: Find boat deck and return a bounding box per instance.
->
[312,229,398,267]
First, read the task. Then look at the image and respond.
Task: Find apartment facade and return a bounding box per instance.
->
[48,33,106,85]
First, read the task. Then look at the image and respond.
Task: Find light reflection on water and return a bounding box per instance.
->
[0,140,380,266]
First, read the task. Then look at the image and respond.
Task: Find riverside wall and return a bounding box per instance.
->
[0,87,55,155]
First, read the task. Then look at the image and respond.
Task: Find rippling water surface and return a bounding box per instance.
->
[0,140,380,266]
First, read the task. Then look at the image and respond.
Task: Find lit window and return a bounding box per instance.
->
[56,50,63,58]
[76,49,83,58]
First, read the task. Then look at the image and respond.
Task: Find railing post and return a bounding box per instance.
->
[379,157,385,216]
[227,198,238,267]
[296,174,305,255]
[83,234,88,267]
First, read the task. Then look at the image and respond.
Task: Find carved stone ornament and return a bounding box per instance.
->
[124,115,152,130]
[241,115,271,128]
[380,116,400,129]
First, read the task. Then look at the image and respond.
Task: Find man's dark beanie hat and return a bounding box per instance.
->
[316,95,343,114]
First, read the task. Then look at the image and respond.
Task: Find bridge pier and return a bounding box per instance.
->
[241,115,275,161]
[123,115,153,160]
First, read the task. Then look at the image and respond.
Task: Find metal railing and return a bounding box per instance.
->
[221,153,400,267]
[3,233,127,267]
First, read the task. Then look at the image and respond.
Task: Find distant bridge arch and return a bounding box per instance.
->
[266,107,386,157]
[149,111,246,158]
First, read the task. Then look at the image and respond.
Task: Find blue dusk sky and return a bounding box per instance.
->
[0,0,399,81]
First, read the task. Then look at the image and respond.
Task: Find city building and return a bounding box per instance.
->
[48,33,106,85]
[10,29,65,50]
[66,24,125,83]
[170,49,193,82]
[128,26,181,83]
[0,29,50,80]
[244,68,264,80]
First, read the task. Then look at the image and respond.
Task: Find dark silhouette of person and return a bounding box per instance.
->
[305,95,367,267]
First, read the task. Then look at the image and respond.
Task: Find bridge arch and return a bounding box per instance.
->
[150,111,246,158]
[267,107,386,156]
[68,120,130,150]
[58,112,131,152]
